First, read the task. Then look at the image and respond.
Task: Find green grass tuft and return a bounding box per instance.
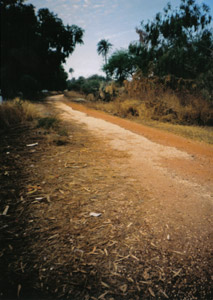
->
[37,117,59,130]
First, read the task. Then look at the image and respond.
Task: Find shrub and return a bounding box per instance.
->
[123,75,213,126]
[0,98,38,129]
[37,117,59,130]
[67,74,106,97]
[64,90,84,99]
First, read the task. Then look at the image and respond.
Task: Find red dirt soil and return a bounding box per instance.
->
[63,99,213,186]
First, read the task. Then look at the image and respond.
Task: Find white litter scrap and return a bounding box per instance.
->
[26,142,38,147]
[35,197,43,201]
[89,212,102,217]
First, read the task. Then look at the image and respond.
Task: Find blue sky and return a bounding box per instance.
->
[29,0,213,79]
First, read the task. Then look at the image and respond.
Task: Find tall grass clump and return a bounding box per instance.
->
[123,75,213,126]
[36,116,69,145]
[37,117,59,130]
[64,90,84,100]
[0,98,39,129]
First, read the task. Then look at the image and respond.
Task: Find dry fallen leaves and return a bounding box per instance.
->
[148,287,155,297]
[119,284,128,293]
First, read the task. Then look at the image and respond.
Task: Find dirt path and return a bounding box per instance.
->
[52,95,212,298]
[54,96,213,228]
[1,96,212,300]
[60,96,213,187]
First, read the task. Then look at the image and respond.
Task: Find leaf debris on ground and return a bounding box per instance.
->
[0,101,212,299]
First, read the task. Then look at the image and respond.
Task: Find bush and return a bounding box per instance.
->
[37,117,59,130]
[64,90,84,99]
[123,75,213,126]
[67,74,106,97]
[0,98,38,129]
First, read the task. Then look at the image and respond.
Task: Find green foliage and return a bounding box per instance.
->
[68,74,106,95]
[37,116,69,145]
[19,75,39,99]
[97,39,113,64]
[0,0,84,99]
[103,50,136,83]
[69,68,74,77]
[129,0,213,99]
[57,128,69,137]
[37,117,59,130]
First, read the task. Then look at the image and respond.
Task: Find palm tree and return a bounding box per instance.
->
[69,67,74,78]
[97,39,113,64]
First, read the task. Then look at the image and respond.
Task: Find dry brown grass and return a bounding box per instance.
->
[83,75,213,144]
[136,119,213,144]
[86,97,213,144]
[0,98,39,129]
[63,90,85,100]
[0,99,70,146]
[123,75,213,126]
[1,102,212,299]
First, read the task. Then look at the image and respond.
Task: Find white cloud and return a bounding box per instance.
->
[73,4,80,9]
[77,19,87,27]
[82,0,92,8]
[112,4,118,8]
[104,30,135,40]
[61,4,69,9]
[93,4,104,8]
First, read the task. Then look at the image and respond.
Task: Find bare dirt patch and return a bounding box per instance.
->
[0,98,212,299]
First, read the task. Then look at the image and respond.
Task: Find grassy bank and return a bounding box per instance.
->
[0,98,69,145]
[80,99,213,145]
[0,98,39,129]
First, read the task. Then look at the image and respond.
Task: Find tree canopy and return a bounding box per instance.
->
[68,74,106,95]
[104,0,213,99]
[103,50,135,83]
[133,0,213,80]
[0,0,84,98]
[97,39,113,64]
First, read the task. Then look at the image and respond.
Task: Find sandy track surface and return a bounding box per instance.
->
[1,95,212,299]
[54,97,213,218]
[52,96,213,295]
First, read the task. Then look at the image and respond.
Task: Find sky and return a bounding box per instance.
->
[29,0,213,79]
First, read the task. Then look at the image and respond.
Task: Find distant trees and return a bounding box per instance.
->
[0,0,84,98]
[130,0,213,81]
[104,0,213,99]
[68,74,106,95]
[69,68,74,78]
[103,50,135,83]
[97,39,113,64]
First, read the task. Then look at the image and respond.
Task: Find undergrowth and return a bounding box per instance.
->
[80,75,213,144]
[64,90,85,100]
[37,117,59,130]
[86,99,213,144]
[123,76,213,126]
[138,119,213,144]
[0,99,69,141]
[0,98,39,129]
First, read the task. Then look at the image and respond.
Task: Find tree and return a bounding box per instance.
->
[97,39,113,64]
[132,0,213,81]
[103,50,135,83]
[68,74,106,95]
[127,0,213,99]
[0,0,84,98]
[69,68,74,78]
